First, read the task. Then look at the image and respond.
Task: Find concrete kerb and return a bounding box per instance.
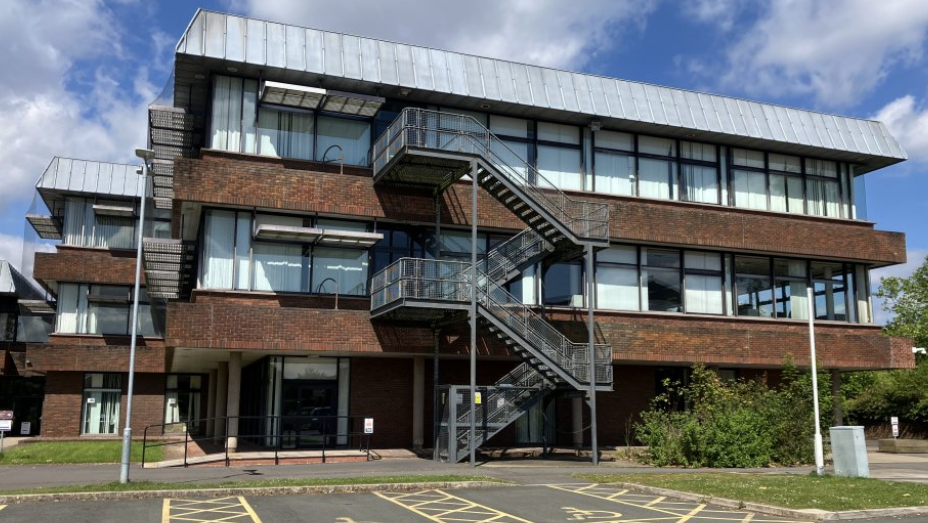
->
[0,480,503,505]
[608,481,928,521]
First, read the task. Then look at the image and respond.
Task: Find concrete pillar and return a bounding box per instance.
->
[226,352,242,451]
[572,397,584,449]
[214,362,228,439]
[205,369,218,437]
[413,357,425,449]
[832,369,844,427]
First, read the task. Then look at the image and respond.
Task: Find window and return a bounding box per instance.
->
[82,373,121,435]
[56,284,158,336]
[596,246,639,310]
[543,262,583,306]
[200,210,371,296]
[536,122,583,191]
[63,198,136,249]
[733,169,768,210]
[316,115,372,166]
[812,262,851,321]
[371,225,426,274]
[164,375,203,434]
[0,312,16,341]
[680,141,719,204]
[209,75,373,165]
[735,256,774,318]
[642,248,682,312]
[638,135,677,200]
[684,252,723,314]
[773,259,809,320]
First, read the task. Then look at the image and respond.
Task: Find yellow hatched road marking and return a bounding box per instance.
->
[162,496,263,523]
[676,504,707,523]
[646,497,667,507]
[376,489,536,523]
[0,505,5,512]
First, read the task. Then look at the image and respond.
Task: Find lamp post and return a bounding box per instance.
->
[120,148,155,484]
[806,286,825,476]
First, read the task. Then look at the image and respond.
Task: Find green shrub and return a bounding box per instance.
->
[635,361,822,467]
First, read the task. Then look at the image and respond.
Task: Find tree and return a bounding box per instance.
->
[843,254,928,427]
[876,253,928,350]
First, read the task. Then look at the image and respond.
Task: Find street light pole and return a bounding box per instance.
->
[120,148,155,484]
[807,286,825,476]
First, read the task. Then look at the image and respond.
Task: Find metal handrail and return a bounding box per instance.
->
[370,258,613,385]
[141,414,373,468]
[371,108,609,242]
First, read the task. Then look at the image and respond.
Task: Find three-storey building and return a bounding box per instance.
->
[22,10,913,459]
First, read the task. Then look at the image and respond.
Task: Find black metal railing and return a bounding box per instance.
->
[141,415,373,468]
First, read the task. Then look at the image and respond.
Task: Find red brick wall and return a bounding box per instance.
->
[33,247,141,291]
[547,309,914,370]
[173,151,905,265]
[167,292,911,371]
[27,336,168,373]
[40,371,165,438]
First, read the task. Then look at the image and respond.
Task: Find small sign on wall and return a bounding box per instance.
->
[87,398,96,404]
[20,422,31,436]
[364,418,374,434]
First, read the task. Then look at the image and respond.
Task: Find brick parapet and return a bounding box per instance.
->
[173,151,905,264]
[27,335,168,373]
[33,247,141,291]
[166,292,911,371]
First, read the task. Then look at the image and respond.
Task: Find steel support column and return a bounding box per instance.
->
[587,243,599,465]
[469,159,478,468]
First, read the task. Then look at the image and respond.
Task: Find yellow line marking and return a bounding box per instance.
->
[547,485,687,518]
[646,497,666,507]
[162,496,262,523]
[676,504,707,523]
[741,513,755,523]
[375,489,537,523]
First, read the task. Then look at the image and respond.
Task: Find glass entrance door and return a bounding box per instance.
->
[281,381,338,448]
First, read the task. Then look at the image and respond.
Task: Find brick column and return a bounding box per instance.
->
[413,357,424,449]
[572,397,583,448]
[226,352,242,452]
[205,369,217,437]
[214,362,228,439]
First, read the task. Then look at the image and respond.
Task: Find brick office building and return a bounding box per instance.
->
[22,10,913,459]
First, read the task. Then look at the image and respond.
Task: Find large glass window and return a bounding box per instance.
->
[642,248,682,312]
[316,115,372,166]
[256,107,314,160]
[733,169,768,210]
[773,259,809,320]
[596,246,639,310]
[56,284,158,336]
[164,375,203,434]
[62,198,136,249]
[82,373,121,435]
[735,256,774,318]
[537,122,583,191]
[543,263,583,306]
[200,210,371,296]
[684,252,723,314]
[812,262,850,321]
[680,141,719,204]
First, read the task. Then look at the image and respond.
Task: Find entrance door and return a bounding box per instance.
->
[281,381,338,448]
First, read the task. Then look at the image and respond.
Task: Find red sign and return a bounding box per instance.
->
[0,411,12,421]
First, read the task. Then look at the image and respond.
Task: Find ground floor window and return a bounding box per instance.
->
[164,374,203,433]
[81,373,121,435]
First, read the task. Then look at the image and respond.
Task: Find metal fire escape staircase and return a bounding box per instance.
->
[369,109,613,462]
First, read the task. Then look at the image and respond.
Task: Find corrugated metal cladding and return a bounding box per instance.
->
[36,157,142,198]
[176,10,906,163]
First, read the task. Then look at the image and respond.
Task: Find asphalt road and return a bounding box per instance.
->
[1,484,926,523]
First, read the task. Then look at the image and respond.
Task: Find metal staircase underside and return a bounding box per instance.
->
[369,108,613,461]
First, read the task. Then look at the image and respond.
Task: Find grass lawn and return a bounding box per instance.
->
[0,441,162,465]
[573,473,928,511]
[0,475,503,495]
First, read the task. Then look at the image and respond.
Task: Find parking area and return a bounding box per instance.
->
[0,484,818,523]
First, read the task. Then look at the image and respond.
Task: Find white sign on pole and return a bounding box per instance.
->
[891,416,900,438]
[0,420,11,432]
[364,418,374,434]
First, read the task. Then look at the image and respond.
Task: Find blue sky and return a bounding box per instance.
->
[0,0,925,322]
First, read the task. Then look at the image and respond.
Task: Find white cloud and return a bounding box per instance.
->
[716,0,928,107]
[0,0,156,219]
[683,0,746,32]
[0,232,55,279]
[872,95,928,163]
[226,0,658,70]
[871,248,928,325]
